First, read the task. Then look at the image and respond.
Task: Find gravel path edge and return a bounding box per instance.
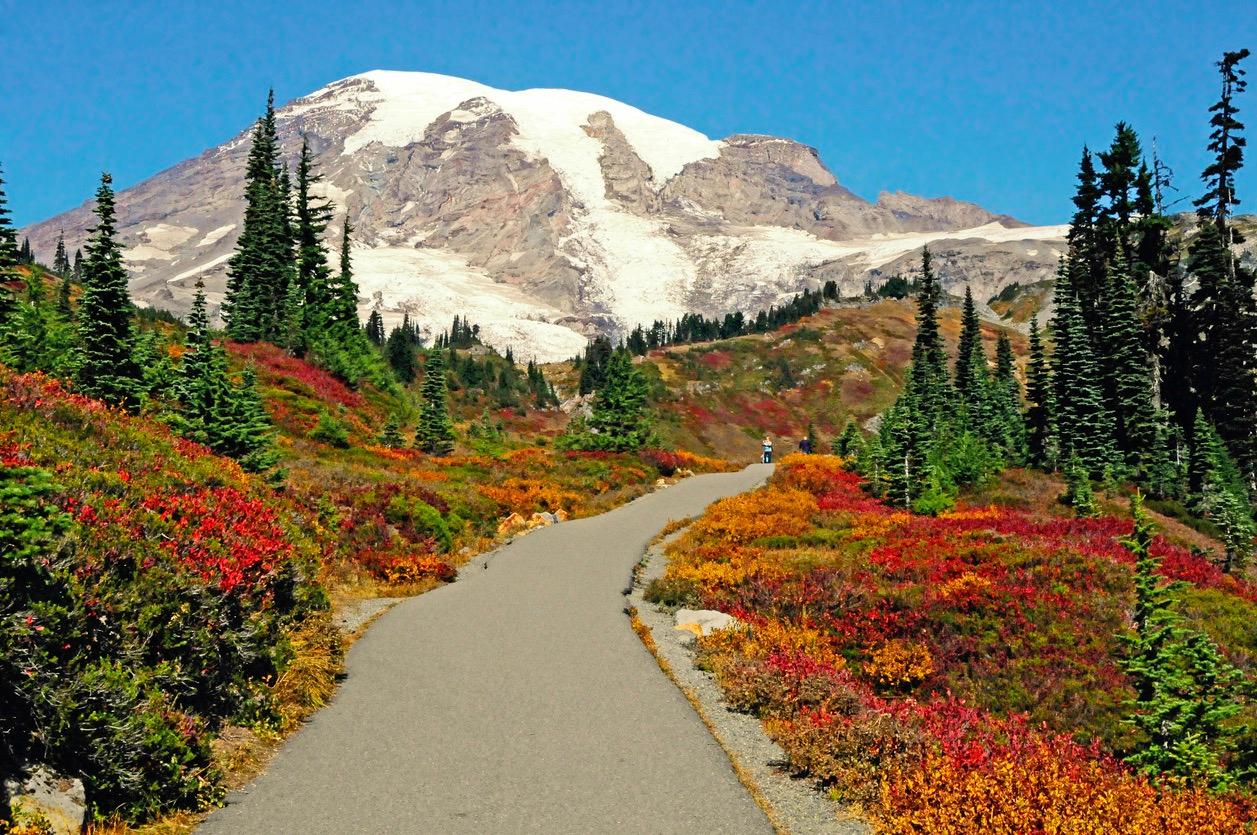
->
[626,536,871,835]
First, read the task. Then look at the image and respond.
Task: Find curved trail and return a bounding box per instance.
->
[201,465,775,834]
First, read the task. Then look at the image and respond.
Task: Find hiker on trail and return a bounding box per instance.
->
[799,435,812,454]
[762,435,773,464]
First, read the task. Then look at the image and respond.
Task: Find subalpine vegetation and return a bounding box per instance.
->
[0,99,723,829]
[658,455,1255,831]
[849,50,1255,578]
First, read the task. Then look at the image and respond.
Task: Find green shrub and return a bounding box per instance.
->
[385,495,453,553]
[308,410,350,448]
[644,576,700,609]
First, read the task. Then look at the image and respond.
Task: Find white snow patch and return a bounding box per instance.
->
[143,223,199,249]
[333,71,721,195]
[197,224,236,248]
[350,244,587,362]
[828,222,1069,271]
[169,253,232,284]
[123,244,176,263]
[123,223,200,262]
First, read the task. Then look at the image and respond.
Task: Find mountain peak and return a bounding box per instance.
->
[22,71,1066,360]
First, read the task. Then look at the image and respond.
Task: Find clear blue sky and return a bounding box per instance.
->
[2,0,1253,227]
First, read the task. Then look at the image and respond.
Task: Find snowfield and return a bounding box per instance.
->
[338,70,722,193]
[349,244,588,362]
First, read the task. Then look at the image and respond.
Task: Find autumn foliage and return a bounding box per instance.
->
[662,454,1256,832]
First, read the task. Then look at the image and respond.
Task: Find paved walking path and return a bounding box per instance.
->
[201,465,775,834]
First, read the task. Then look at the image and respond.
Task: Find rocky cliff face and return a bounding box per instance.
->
[22,71,1067,360]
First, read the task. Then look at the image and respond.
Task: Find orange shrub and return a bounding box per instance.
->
[878,748,1254,835]
[690,487,817,544]
[479,478,581,515]
[776,453,849,493]
[863,640,935,688]
[701,618,845,669]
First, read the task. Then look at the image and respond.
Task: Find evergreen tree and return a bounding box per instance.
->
[578,348,654,451]
[18,238,32,265]
[378,414,405,448]
[1195,50,1250,242]
[222,366,278,472]
[1189,411,1255,573]
[1067,148,1106,322]
[1024,317,1056,466]
[386,326,418,383]
[323,219,359,330]
[990,332,1026,462]
[1099,247,1163,476]
[835,419,860,458]
[415,349,455,455]
[0,164,18,270]
[365,309,385,345]
[1186,50,1257,484]
[177,281,276,472]
[294,136,332,328]
[1050,260,1114,474]
[1097,122,1143,260]
[578,335,614,395]
[70,248,84,282]
[1061,453,1098,517]
[953,285,985,405]
[52,231,70,276]
[1119,494,1245,788]
[906,247,950,419]
[223,90,291,341]
[55,270,72,318]
[1,269,55,373]
[880,389,933,508]
[76,173,140,407]
[0,163,19,318]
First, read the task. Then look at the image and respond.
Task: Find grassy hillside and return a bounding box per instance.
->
[642,299,1026,461]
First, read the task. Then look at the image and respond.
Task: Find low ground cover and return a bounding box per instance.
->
[652,454,1256,832]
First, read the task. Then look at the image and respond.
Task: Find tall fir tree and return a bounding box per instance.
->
[76,173,140,407]
[1098,247,1163,472]
[177,281,276,472]
[1067,148,1106,323]
[1096,122,1143,260]
[415,348,455,455]
[1189,410,1255,572]
[365,308,385,345]
[0,163,19,319]
[52,231,70,276]
[906,247,950,420]
[1024,317,1056,466]
[324,219,359,330]
[293,136,332,331]
[953,285,991,412]
[578,348,654,451]
[1050,260,1114,473]
[223,90,291,342]
[1188,49,1257,485]
[991,332,1026,462]
[1119,494,1245,788]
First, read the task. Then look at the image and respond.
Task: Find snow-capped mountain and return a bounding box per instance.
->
[22,71,1068,360]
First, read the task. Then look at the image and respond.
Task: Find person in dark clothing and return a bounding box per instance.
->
[761,435,773,464]
[799,436,812,454]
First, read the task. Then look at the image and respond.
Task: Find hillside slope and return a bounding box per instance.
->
[640,299,1026,461]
